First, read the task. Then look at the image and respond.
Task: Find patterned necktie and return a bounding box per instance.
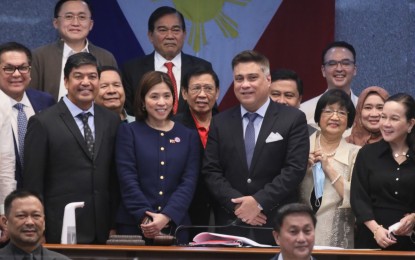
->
[14,103,27,166]
[164,62,179,114]
[78,112,94,157]
[244,112,258,169]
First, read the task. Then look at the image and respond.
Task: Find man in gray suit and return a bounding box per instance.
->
[23,52,120,244]
[30,0,118,101]
[202,50,309,245]
[0,190,69,259]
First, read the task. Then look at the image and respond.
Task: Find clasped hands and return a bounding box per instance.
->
[374,214,415,248]
[231,196,266,226]
[140,211,170,239]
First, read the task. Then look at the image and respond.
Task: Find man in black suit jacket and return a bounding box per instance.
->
[122,6,212,115]
[0,42,55,190]
[23,52,120,244]
[202,50,309,245]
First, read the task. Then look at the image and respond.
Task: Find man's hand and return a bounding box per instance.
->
[231,196,267,226]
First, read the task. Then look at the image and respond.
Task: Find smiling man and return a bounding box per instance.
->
[122,6,212,115]
[30,0,118,102]
[23,52,120,244]
[0,190,70,259]
[202,50,309,245]
[300,41,358,129]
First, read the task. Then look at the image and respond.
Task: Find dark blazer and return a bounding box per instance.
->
[14,89,55,188]
[202,101,309,244]
[122,52,212,115]
[0,243,70,260]
[23,100,121,244]
[30,40,118,101]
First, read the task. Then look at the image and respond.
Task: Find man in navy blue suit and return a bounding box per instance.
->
[0,42,55,189]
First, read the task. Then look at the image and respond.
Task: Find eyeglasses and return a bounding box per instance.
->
[2,65,31,75]
[57,14,91,22]
[188,85,216,95]
[155,26,183,36]
[321,109,348,118]
[323,59,355,69]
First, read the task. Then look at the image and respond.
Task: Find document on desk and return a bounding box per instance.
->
[189,232,274,247]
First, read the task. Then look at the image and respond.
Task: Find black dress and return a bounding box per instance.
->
[351,140,415,250]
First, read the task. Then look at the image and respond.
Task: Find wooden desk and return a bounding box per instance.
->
[45,244,415,259]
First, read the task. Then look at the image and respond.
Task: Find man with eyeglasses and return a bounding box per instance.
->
[30,0,118,102]
[0,42,55,192]
[122,6,212,116]
[173,66,220,238]
[300,41,358,131]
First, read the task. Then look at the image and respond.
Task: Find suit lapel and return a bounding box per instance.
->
[250,102,279,172]
[58,101,93,160]
[93,105,104,160]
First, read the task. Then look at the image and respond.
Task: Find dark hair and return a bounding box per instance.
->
[270,69,303,96]
[98,65,121,78]
[4,190,44,217]
[134,71,175,120]
[314,89,356,128]
[274,203,316,232]
[54,0,92,18]
[182,66,219,91]
[64,52,98,79]
[231,50,270,75]
[0,42,32,65]
[385,93,415,153]
[321,41,356,64]
[148,6,186,32]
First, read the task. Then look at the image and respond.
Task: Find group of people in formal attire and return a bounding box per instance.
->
[1,1,415,259]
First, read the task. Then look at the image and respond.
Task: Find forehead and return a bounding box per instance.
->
[10,196,43,213]
[282,213,313,228]
[59,0,91,14]
[270,80,298,93]
[324,47,354,61]
[233,62,263,75]
[100,70,121,81]
[147,82,171,93]
[0,51,29,64]
[70,64,97,74]
[155,13,182,27]
[364,93,384,104]
[189,73,215,84]
[383,101,406,115]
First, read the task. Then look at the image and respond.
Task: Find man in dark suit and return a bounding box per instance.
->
[174,66,220,238]
[202,50,309,245]
[271,203,317,260]
[122,6,212,115]
[30,0,118,102]
[0,190,70,259]
[0,42,55,190]
[23,52,121,244]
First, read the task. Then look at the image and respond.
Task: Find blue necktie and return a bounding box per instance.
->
[14,103,27,166]
[244,113,258,169]
[78,112,94,157]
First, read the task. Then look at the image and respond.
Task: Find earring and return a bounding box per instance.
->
[142,106,146,111]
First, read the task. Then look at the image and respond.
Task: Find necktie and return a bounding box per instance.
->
[14,103,27,166]
[164,62,178,114]
[244,113,258,169]
[78,112,94,157]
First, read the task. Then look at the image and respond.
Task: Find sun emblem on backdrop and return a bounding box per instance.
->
[168,0,250,52]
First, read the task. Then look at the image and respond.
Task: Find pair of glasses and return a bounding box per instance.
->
[155,26,183,36]
[323,59,355,68]
[188,85,216,95]
[321,109,348,118]
[2,65,31,75]
[57,14,91,22]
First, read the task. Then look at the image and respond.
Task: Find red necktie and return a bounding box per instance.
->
[164,62,178,114]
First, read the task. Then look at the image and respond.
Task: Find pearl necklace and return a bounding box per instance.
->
[318,135,337,157]
[393,151,407,158]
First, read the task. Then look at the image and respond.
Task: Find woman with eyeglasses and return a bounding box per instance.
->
[346,86,389,146]
[299,89,360,248]
[351,93,415,250]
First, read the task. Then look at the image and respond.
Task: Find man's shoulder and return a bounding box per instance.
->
[42,246,71,260]
[26,88,54,101]
[182,52,211,66]
[123,53,154,68]
[89,42,116,59]
[33,41,61,54]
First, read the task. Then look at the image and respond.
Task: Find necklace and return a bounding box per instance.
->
[393,151,407,158]
[318,135,337,157]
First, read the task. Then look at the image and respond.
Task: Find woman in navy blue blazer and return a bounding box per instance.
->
[115,71,200,244]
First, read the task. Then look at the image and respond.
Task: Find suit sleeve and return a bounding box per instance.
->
[253,110,309,212]
[121,62,135,116]
[350,148,375,224]
[22,115,48,195]
[162,130,200,224]
[202,117,244,212]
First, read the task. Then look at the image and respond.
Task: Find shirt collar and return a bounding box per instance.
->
[154,51,182,71]
[63,39,90,58]
[7,91,31,108]
[240,98,270,118]
[63,95,94,118]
